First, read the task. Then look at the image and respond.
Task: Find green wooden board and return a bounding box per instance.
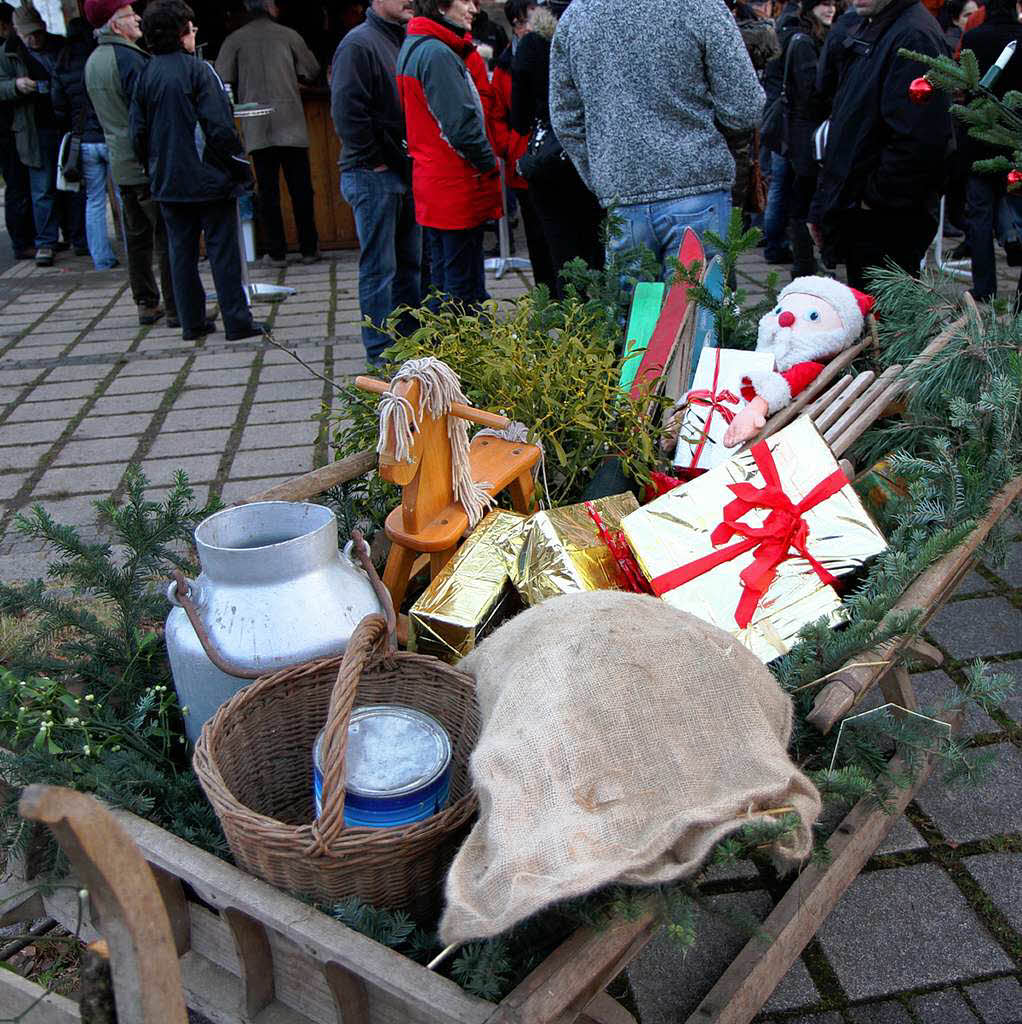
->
[618,282,666,393]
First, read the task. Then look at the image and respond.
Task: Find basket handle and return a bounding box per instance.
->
[308,613,391,852]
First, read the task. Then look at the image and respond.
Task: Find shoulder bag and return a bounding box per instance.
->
[517,117,567,184]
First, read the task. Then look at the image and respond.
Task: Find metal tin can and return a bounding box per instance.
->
[313,705,452,828]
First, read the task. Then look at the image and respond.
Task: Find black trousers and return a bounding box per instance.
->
[0,132,33,254]
[250,146,319,259]
[836,207,936,291]
[513,186,556,295]
[527,162,604,300]
[789,171,818,278]
[160,197,253,339]
[965,172,1021,302]
[120,183,177,318]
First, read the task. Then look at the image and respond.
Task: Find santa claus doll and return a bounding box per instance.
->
[718,276,875,448]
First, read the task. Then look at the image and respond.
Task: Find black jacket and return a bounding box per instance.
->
[130,52,251,203]
[330,9,408,175]
[52,36,104,144]
[809,0,952,225]
[960,12,1022,166]
[783,27,825,178]
[815,8,863,115]
[510,29,551,134]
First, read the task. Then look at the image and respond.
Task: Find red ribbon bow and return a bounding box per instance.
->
[683,348,740,470]
[583,501,652,595]
[650,440,848,628]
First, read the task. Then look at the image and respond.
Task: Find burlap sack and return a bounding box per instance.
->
[440,591,821,945]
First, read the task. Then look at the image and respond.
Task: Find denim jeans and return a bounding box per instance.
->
[607,189,731,281]
[424,224,487,307]
[340,168,422,361]
[81,142,117,269]
[762,151,791,258]
[27,129,62,248]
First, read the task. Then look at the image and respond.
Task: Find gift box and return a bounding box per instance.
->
[673,347,776,472]
[624,415,887,662]
[512,493,640,606]
[408,510,528,663]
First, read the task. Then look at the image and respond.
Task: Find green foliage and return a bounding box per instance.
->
[0,470,228,859]
[671,208,780,350]
[331,293,667,509]
[901,47,1022,174]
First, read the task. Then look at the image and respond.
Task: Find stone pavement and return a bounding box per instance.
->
[0,238,1019,1024]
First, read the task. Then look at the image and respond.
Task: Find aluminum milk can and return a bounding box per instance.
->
[166,501,383,743]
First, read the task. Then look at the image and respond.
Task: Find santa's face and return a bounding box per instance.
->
[755,292,850,372]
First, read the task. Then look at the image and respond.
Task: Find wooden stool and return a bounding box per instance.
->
[356,375,541,614]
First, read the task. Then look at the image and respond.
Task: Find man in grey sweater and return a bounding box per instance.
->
[549,0,764,276]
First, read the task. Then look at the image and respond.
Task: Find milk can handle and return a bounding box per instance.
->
[308,612,392,851]
[167,571,264,680]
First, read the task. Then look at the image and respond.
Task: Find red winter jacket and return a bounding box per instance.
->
[396,17,502,230]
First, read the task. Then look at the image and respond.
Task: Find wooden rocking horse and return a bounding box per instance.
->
[355,360,541,616]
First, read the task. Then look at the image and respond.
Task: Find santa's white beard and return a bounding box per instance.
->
[755,320,852,372]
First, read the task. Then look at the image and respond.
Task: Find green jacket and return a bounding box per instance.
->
[0,41,41,168]
[84,29,149,186]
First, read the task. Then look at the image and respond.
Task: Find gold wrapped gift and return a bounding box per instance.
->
[512,493,640,606]
[621,416,887,663]
[408,510,527,663]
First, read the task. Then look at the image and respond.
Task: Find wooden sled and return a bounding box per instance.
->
[2,312,1018,1024]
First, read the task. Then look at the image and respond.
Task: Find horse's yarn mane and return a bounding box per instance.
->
[377,357,495,528]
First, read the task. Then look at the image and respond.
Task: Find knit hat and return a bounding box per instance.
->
[777,276,874,342]
[12,4,45,34]
[83,0,131,29]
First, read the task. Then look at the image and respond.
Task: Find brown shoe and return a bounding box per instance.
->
[138,304,164,325]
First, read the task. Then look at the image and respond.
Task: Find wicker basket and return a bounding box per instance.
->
[193,614,480,918]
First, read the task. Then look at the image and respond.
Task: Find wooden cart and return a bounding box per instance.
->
[1,334,1019,1024]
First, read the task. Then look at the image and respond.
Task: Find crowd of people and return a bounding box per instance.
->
[0,0,1019,357]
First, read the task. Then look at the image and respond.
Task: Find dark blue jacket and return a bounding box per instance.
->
[130,52,251,203]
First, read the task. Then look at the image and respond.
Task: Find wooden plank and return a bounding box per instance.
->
[807,474,1022,732]
[239,450,376,505]
[879,665,918,713]
[577,991,637,1024]
[224,908,276,1018]
[152,864,192,957]
[685,712,960,1024]
[804,374,852,421]
[0,889,45,926]
[750,334,871,446]
[485,910,658,1024]
[106,809,491,1024]
[18,787,188,1024]
[813,371,875,434]
[619,282,666,394]
[821,365,902,450]
[0,967,81,1024]
[323,962,371,1024]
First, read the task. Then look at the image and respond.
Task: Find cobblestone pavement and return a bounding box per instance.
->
[0,235,1019,1023]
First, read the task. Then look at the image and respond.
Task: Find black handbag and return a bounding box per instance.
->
[59,91,87,184]
[517,118,567,184]
[760,33,805,156]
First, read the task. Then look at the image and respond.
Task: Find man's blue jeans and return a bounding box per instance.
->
[607,189,731,281]
[81,142,118,269]
[340,167,421,362]
[762,151,791,259]
[28,129,62,248]
[424,224,487,307]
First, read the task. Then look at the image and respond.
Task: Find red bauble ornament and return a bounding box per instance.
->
[1008,169,1022,191]
[908,76,934,104]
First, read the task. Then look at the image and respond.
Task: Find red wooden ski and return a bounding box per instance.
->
[628,227,705,402]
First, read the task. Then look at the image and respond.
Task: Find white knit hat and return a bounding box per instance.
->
[778,276,873,342]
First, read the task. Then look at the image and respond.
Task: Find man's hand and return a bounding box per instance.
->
[15,78,36,95]
[372,163,388,172]
[722,396,769,448]
[807,222,823,248]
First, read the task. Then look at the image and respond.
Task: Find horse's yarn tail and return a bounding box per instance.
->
[378,357,495,528]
